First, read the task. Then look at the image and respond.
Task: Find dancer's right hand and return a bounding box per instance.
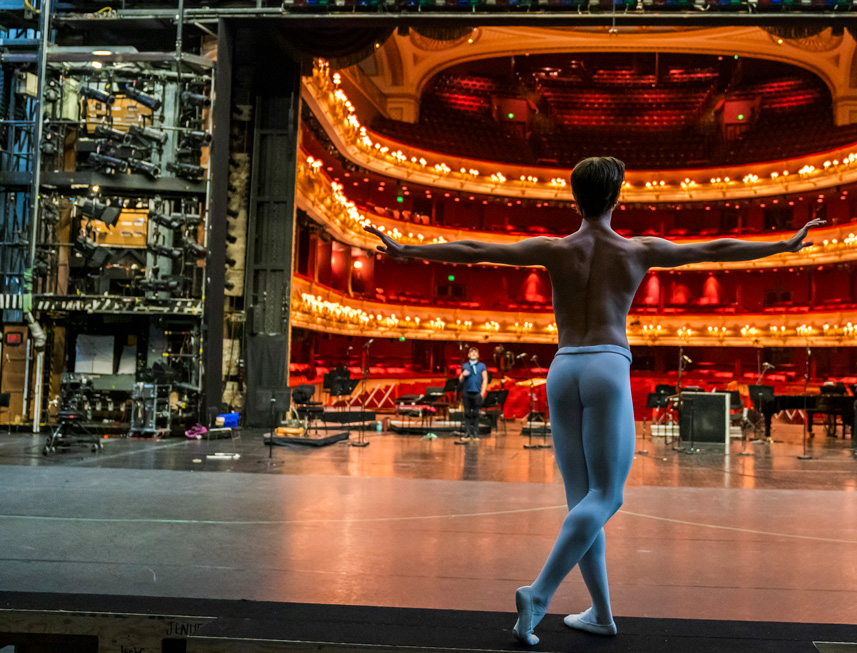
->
[363,224,409,259]
[783,218,826,252]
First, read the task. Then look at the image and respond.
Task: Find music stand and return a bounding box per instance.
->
[255,389,290,467]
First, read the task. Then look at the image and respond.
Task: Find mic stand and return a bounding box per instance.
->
[352,342,372,447]
[797,345,813,460]
[259,392,284,469]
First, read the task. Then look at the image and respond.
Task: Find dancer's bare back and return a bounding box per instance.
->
[364,218,824,350]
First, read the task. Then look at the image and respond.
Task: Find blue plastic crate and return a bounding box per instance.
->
[217,413,240,427]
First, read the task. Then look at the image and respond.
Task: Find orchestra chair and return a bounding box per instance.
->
[423,386,449,422]
[726,390,753,434]
[748,385,775,438]
[205,406,243,456]
[0,392,10,436]
[818,382,849,437]
[648,385,677,424]
[292,384,324,433]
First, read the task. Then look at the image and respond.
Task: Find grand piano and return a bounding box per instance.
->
[750,385,856,439]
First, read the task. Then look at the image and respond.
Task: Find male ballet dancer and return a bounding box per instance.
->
[365,156,823,643]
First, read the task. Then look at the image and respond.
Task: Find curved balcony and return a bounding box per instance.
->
[291,277,857,347]
[296,155,857,271]
[304,60,857,205]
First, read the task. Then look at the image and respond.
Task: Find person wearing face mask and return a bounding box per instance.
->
[458,347,488,441]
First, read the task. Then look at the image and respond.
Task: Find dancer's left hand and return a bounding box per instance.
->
[364,224,409,259]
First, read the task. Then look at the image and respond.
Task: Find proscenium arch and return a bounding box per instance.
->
[356,25,857,125]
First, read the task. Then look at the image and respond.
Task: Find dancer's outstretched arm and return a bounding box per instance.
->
[643,218,826,268]
[364,225,554,267]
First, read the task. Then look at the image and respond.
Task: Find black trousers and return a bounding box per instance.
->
[462,391,483,437]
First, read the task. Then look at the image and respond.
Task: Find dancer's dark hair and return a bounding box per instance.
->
[570,157,625,220]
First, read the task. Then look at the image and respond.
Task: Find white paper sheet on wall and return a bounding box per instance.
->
[75,335,115,374]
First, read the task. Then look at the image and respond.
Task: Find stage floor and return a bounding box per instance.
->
[0,422,855,630]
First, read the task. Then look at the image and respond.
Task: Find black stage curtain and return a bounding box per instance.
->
[246,334,290,427]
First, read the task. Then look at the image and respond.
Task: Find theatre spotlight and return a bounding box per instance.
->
[79,198,123,227]
[147,244,182,259]
[40,130,60,155]
[81,86,115,105]
[180,90,210,107]
[180,130,212,146]
[94,125,126,143]
[167,162,204,180]
[127,158,161,178]
[74,235,112,267]
[225,231,238,244]
[44,80,60,103]
[225,255,237,267]
[182,239,209,259]
[138,278,182,292]
[125,125,168,146]
[147,210,200,228]
[148,210,183,230]
[121,84,162,111]
[224,280,235,292]
[88,152,129,174]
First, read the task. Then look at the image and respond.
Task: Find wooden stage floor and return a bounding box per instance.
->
[0,421,855,649]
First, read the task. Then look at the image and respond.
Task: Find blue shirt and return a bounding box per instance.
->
[461,360,487,393]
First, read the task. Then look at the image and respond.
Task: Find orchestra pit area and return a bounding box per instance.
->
[3,18,857,653]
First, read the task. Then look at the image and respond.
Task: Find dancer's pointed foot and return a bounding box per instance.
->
[513,586,544,646]
[563,607,617,636]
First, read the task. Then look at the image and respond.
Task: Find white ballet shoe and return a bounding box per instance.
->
[512,586,540,646]
[563,607,617,636]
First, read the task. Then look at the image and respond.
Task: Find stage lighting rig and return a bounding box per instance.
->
[88,152,129,174]
[148,210,201,229]
[121,83,162,111]
[147,244,182,259]
[126,158,161,179]
[167,162,204,180]
[40,130,61,155]
[78,198,123,227]
[94,125,126,143]
[180,130,212,147]
[44,80,60,103]
[80,86,115,106]
[180,90,210,108]
[124,125,168,146]
[182,239,209,259]
[138,277,183,293]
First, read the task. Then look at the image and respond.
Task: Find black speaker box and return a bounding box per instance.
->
[678,392,730,445]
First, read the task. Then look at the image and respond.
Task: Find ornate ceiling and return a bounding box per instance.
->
[344,25,857,126]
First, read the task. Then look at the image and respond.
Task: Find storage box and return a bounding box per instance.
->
[216,413,239,427]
